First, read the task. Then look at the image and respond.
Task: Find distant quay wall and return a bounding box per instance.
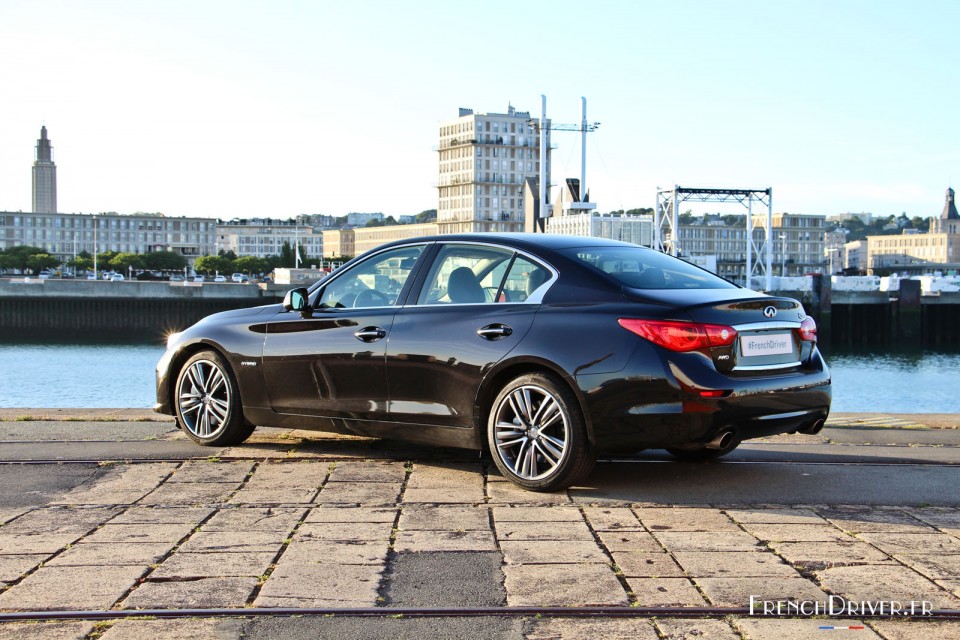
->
[2,278,960,346]
[0,279,285,341]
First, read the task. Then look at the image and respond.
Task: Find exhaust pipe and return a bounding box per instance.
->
[798,418,826,435]
[705,429,735,450]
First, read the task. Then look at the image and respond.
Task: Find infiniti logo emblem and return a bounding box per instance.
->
[763,306,778,319]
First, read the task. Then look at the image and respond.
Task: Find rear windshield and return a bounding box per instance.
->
[560,246,737,290]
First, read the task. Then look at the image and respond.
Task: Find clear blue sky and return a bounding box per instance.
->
[1,0,957,220]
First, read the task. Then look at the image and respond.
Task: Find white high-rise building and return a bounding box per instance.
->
[437,105,545,234]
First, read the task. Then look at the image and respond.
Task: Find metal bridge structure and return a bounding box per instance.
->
[655,186,774,290]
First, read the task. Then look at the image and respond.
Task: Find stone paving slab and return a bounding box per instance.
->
[500,539,609,565]
[655,618,740,639]
[0,506,121,535]
[394,529,497,552]
[635,507,742,532]
[399,504,489,530]
[503,563,629,606]
[314,480,403,505]
[97,619,246,640]
[627,576,707,606]
[582,506,644,530]
[0,565,145,610]
[652,530,764,552]
[672,551,801,578]
[279,539,389,565]
[814,564,960,608]
[0,554,46,582]
[46,542,173,567]
[0,533,80,555]
[295,520,393,542]
[496,520,593,541]
[0,621,95,640]
[253,563,383,607]
[200,506,305,532]
[51,463,176,505]
[122,576,260,609]
[770,540,898,565]
[107,506,214,524]
[149,550,276,578]
[695,576,829,607]
[526,617,660,639]
[611,550,686,577]
[725,507,826,524]
[742,523,858,543]
[175,530,286,554]
[305,505,397,524]
[165,460,254,483]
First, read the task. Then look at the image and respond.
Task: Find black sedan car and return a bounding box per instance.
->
[155,233,831,491]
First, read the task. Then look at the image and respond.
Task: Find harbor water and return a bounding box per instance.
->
[0,342,958,414]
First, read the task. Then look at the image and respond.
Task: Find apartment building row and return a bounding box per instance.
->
[832,188,960,274]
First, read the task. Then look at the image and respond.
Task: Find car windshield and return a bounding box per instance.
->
[560,246,737,290]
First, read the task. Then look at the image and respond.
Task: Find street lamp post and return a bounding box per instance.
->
[779,233,787,277]
[294,217,301,269]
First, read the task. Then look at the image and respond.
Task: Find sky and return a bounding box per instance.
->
[1,0,958,221]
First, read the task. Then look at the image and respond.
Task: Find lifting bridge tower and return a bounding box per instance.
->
[655,186,774,290]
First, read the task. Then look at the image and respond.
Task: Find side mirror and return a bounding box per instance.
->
[282,287,310,314]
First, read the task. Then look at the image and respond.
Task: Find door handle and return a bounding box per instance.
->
[477,323,513,340]
[354,326,387,342]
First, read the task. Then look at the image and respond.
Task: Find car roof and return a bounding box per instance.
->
[379,232,647,253]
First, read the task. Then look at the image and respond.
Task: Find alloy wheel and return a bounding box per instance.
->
[177,358,232,438]
[493,384,570,481]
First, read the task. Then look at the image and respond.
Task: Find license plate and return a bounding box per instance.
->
[740,333,793,356]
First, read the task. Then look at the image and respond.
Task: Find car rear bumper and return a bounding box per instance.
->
[578,347,832,452]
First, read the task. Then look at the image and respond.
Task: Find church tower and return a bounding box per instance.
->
[932,187,960,235]
[32,125,57,214]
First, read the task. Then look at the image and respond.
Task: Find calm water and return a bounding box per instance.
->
[0,342,957,414]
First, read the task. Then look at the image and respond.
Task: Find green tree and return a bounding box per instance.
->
[26,253,61,273]
[415,209,437,223]
[0,246,46,271]
[218,249,238,261]
[96,251,118,269]
[142,251,188,271]
[194,255,234,275]
[234,256,268,275]
[69,252,94,272]
[109,252,144,274]
[279,241,295,267]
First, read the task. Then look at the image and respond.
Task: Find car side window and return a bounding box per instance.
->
[315,245,424,309]
[417,244,515,305]
[500,256,551,302]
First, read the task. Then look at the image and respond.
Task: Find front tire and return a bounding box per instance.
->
[174,350,254,446]
[487,373,595,492]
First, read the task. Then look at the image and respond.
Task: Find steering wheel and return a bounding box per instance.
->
[352,289,391,308]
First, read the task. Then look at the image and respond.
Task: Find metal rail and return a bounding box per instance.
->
[0,605,958,622]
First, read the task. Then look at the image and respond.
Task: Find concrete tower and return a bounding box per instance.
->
[32,125,57,214]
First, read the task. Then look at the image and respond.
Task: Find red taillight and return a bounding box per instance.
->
[799,316,817,342]
[618,318,738,352]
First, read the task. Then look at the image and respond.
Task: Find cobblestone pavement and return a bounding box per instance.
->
[0,414,957,637]
[1,459,959,637]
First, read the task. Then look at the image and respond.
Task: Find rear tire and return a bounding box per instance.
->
[487,373,595,492]
[174,350,255,446]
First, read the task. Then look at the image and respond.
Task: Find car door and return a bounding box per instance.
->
[261,244,427,420]
[386,243,554,428]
